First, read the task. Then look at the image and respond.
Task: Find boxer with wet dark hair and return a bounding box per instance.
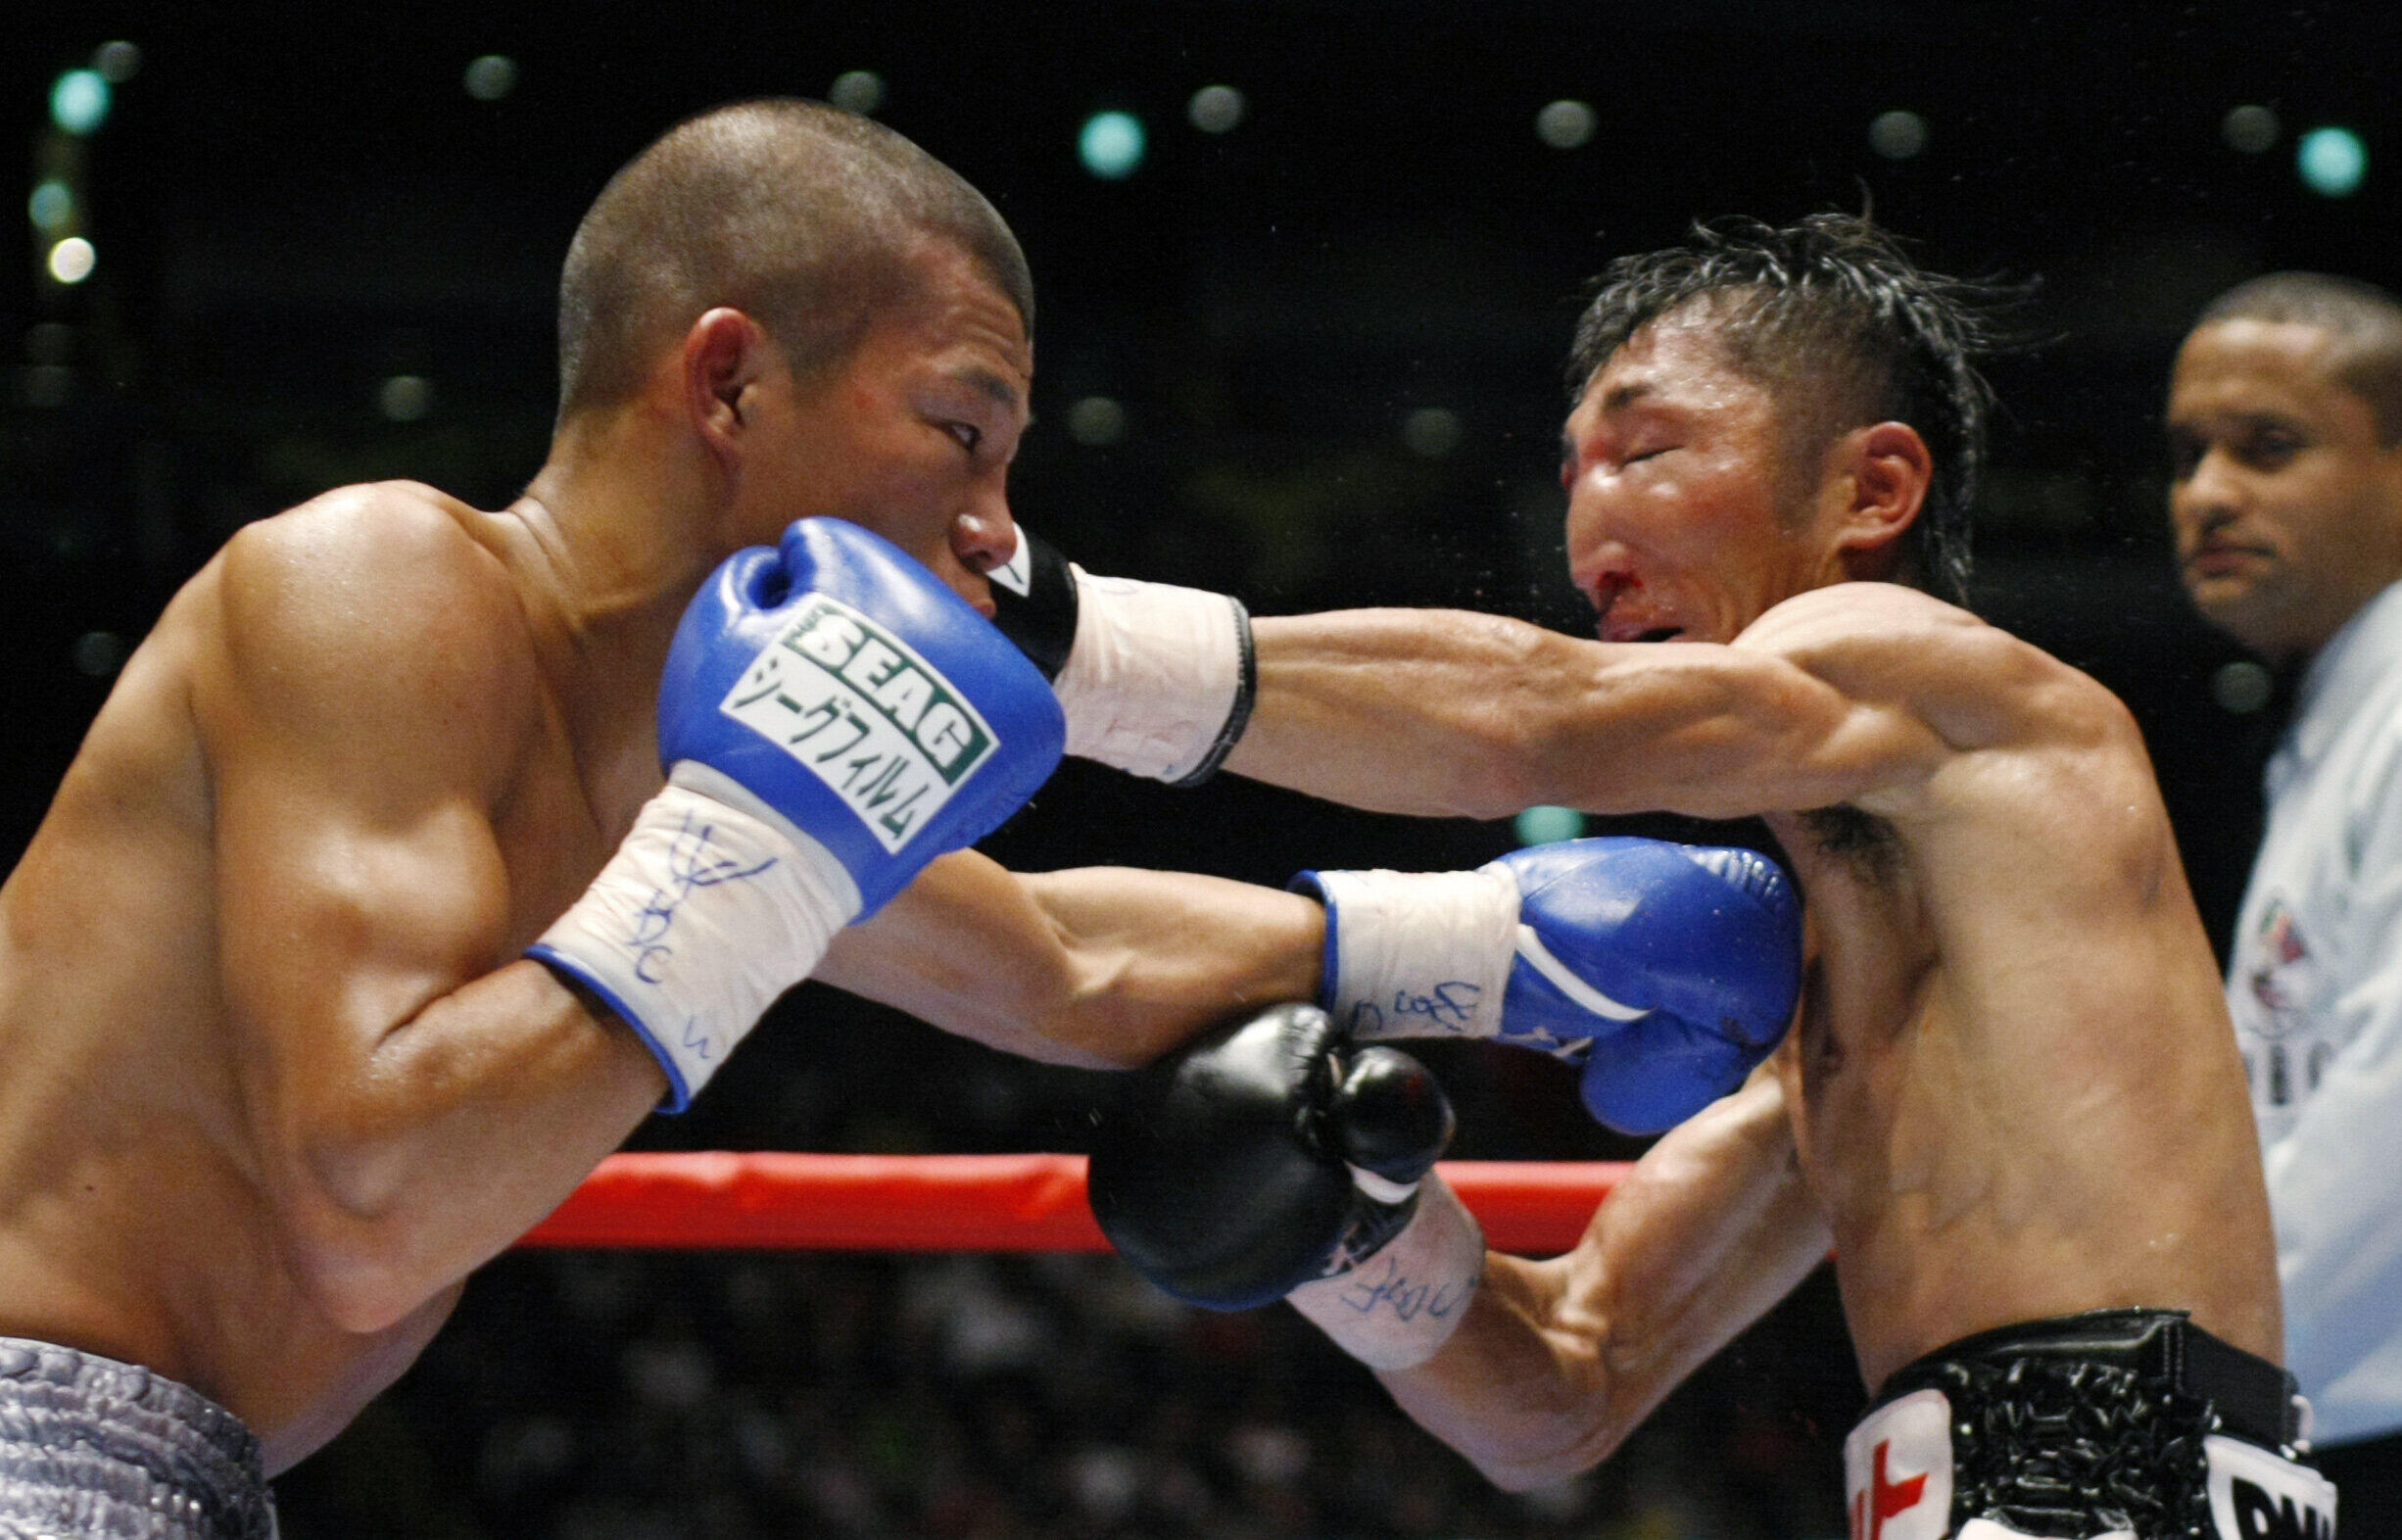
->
[1079,217,2321,1539]
[0,97,1812,1535]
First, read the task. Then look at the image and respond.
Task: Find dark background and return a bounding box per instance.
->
[7,4,2395,1535]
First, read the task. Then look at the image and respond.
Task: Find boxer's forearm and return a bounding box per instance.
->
[1226,610,1879,823]
[820,850,1324,1068]
[264,957,667,1335]
[1570,1065,1829,1378]
[1225,610,1571,819]
[1377,1068,1827,1489]
[1372,1249,1617,1491]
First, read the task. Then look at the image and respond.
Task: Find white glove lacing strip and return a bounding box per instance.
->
[1053,568,1251,784]
[1287,1173,1483,1372]
[529,762,859,1111]
[1311,866,1521,1040]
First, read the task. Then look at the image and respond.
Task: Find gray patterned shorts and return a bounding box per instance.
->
[0,1338,274,1539]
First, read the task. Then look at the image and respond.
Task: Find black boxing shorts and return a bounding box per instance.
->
[0,1338,275,1539]
[1843,1309,2336,1539]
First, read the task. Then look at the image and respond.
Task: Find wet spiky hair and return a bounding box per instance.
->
[1568,214,2008,603]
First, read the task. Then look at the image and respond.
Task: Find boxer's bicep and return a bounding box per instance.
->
[198,511,654,1328]
[210,753,649,1328]
[201,512,532,1104]
[1553,645,1946,818]
[1722,582,2083,812]
[213,741,519,1127]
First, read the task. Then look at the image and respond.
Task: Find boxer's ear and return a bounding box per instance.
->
[1825,421,1930,575]
[683,308,773,458]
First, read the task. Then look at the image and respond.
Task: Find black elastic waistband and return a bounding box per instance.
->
[1874,1308,2300,1450]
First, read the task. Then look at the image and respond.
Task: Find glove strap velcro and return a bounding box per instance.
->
[1298,866,1519,1041]
[1054,569,1254,784]
[528,763,859,1112]
[986,526,1080,680]
[1287,1174,1482,1371]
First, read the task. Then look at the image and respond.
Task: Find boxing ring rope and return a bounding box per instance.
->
[519,1153,1628,1256]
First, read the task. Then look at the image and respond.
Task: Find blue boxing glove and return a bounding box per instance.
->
[1293,838,1802,1134]
[532,518,1065,1109]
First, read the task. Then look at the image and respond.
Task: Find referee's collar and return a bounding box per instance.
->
[2287,578,2402,768]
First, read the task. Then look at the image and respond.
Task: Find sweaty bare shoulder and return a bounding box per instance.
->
[1738,582,2127,763]
[199,482,543,806]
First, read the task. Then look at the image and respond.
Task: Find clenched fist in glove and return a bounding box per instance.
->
[1088,1003,1484,1372]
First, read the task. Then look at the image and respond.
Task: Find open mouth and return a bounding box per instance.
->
[1590,583,1682,643]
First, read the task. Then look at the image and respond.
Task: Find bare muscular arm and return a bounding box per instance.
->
[1379,1061,1829,1490]
[198,492,663,1335]
[817,851,1325,1067]
[818,587,2041,1077]
[1223,586,2014,822]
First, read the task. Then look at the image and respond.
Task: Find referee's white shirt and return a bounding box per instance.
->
[2227,577,2402,1446]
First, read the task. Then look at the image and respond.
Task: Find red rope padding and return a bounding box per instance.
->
[519,1153,1626,1256]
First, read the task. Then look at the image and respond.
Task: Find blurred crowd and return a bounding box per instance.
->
[281,1246,1855,1540]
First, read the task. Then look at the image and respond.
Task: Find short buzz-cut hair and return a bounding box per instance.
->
[1566,214,2006,605]
[555,98,1033,420]
[2193,271,2402,447]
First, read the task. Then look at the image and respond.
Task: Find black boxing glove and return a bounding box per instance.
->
[1087,1002,1484,1371]
[987,526,1255,786]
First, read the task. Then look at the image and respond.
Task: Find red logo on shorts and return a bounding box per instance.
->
[1849,1439,1930,1540]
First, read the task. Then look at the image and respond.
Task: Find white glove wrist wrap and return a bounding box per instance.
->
[1313,866,1521,1041]
[1287,1174,1483,1371]
[530,762,860,1111]
[1054,568,1252,784]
